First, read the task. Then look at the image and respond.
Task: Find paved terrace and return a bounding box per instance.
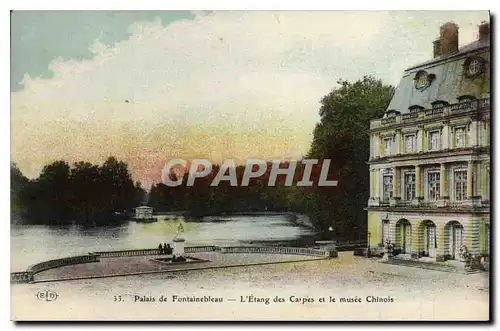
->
[34,252,324,283]
[12,246,331,283]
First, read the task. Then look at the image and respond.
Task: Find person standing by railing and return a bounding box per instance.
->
[158,243,164,255]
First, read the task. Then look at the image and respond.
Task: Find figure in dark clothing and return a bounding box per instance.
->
[158,243,163,255]
[166,243,172,255]
[163,243,169,255]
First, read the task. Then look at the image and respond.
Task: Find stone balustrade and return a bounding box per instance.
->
[371,98,489,130]
[220,246,330,257]
[11,245,331,283]
[368,198,489,211]
[93,245,219,258]
[184,245,219,253]
[335,240,367,250]
[11,271,34,283]
[93,249,161,258]
[27,254,100,274]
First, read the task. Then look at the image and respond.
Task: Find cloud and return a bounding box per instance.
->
[10,11,489,185]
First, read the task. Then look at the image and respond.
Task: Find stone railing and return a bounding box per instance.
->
[394,199,413,207]
[425,107,445,118]
[93,245,219,258]
[93,248,161,258]
[478,98,490,110]
[185,246,219,253]
[372,98,489,130]
[27,254,100,274]
[368,197,489,210]
[11,245,330,283]
[220,246,330,258]
[401,112,420,122]
[336,240,367,250]
[381,116,397,125]
[11,271,34,283]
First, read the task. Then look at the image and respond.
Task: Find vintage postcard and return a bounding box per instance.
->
[10,10,491,321]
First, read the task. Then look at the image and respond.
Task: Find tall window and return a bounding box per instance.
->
[428,130,441,151]
[486,226,490,255]
[404,134,415,153]
[427,171,441,201]
[486,166,490,199]
[404,172,416,201]
[454,127,466,148]
[383,137,394,156]
[382,175,393,202]
[483,121,490,146]
[454,169,467,201]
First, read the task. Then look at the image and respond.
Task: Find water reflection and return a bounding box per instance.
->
[11,214,319,271]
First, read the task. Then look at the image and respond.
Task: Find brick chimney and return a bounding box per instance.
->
[439,22,459,56]
[478,21,490,41]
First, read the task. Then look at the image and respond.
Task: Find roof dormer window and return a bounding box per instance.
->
[457,95,477,103]
[463,57,485,78]
[408,105,424,112]
[431,100,449,109]
[413,70,435,91]
[384,109,400,118]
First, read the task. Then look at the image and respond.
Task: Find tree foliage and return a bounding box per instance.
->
[11,157,146,226]
[303,76,394,238]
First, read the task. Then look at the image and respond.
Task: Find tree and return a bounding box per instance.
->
[99,156,136,213]
[11,162,29,215]
[69,161,101,223]
[25,160,72,224]
[12,157,145,226]
[304,76,394,238]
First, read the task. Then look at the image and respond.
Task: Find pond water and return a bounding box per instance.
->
[11,214,320,270]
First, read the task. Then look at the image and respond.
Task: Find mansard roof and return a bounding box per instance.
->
[386,37,490,114]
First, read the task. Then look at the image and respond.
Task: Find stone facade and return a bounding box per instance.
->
[366,21,490,262]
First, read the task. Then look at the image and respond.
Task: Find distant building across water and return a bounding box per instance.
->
[134,206,155,223]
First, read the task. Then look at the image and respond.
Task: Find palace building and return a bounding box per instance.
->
[366,21,490,261]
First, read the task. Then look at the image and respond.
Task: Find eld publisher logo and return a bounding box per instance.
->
[36,290,58,302]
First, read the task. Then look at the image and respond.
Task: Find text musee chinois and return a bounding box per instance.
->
[129,294,395,304]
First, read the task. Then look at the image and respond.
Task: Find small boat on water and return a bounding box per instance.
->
[133,205,157,223]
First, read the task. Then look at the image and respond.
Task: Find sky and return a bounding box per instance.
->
[10,10,490,187]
